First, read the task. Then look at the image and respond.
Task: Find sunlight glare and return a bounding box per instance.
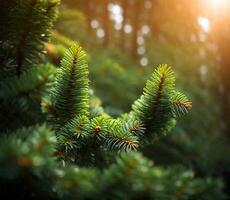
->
[198,17,210,33]
[210,0,227,8]
[108,3,123,25]
[204,0,230,14]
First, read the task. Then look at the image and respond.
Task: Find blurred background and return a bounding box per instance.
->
[46,0,230,194]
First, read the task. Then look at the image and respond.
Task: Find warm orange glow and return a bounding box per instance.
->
[210,0,227,7]
[204,0,230,15]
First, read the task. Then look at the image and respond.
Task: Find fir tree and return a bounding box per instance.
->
[0,0,227,199]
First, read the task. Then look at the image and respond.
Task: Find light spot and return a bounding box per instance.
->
[91,20,99,29]
[124,24,133,34]
[197,16,211,33]
[140,57,148,67]
[96,28,105,38]
[137,36,144,45]
[114,23,122,30]
[141,25,150,35]
[137,46,145,55]
[200,64,207,78]
[109,3,123,25]
[144,1,152,9]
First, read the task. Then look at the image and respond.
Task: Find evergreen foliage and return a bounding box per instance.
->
[132,65,192,141]
[51,44,90,126]
[170,91,192,117]
[40,44,192,165]
[0,0,59,76]
[0,0,226,199]
[0,64,56,131]
[0,126,226,199]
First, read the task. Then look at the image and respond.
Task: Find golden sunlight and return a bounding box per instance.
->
[210,0,226,6]
[205,0,230,14]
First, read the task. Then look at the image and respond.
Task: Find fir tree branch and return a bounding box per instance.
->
[0,0,59,76]
[0,64,56,102]
[171,91,192,116]
[88,117,140,152]
[132,64,176,140]
[56,115,90,154]
[51,44,90,127]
